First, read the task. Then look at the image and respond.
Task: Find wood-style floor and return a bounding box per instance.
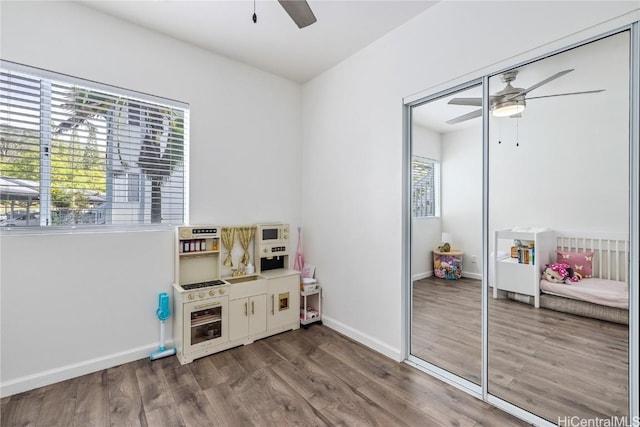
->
[412,276,629,424]
[1,325,527,427]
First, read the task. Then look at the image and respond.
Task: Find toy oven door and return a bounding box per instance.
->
[183,297,228,352]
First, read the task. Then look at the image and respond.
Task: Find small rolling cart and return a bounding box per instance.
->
[300,285,322,328]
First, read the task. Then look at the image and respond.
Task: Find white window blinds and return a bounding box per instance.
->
[412,156,439,218]
[0,62,188,228]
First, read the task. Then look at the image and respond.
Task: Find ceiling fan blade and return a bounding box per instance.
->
[448,97,482,107]
[506,69,574,100]
[446,109,482,125]
[526,89,605,100]
[278,0,317,28]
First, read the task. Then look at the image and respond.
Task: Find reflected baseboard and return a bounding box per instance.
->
[413,271,433,281]
[462,272,481,280]
[413,271,481,281]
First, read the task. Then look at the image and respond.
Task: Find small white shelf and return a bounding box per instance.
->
[300,286,322,327]
[179,250,220,257]
[493,229,555,308]
[497,257,521,264]
[301,288,320,297]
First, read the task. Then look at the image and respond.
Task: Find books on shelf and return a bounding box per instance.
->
[517,246,535,265]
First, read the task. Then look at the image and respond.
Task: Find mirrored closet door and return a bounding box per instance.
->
[406,24,636,426]
[409,82,483,385]
[487,31,630,423]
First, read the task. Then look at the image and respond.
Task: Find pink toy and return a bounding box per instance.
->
[543,262,582,284]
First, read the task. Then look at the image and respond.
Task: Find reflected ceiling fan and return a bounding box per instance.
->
[446,69,604,125]
[277,0,317,28]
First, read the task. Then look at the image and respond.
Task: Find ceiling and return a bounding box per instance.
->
[80,0,438,83]
[412,85,483,134]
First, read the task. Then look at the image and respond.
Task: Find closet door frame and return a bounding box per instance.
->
[404,77,485,399]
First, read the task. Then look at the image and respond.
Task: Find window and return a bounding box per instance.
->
[127,173,141,203]
[0,61,188,229]
[412,155,439,218]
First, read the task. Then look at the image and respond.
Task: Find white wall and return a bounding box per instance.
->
[488,32,630,236]
[412,125,441,163]
[0,1,302,396]
[442,126,483,279]
[301,1,639,360]
[411,125,441,279]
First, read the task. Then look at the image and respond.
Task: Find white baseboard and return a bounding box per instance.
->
[320,315,403,362]
[0,340,172,398]
[412,271,432,281]
[462,271,482,280]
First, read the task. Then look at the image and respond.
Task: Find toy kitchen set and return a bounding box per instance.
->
[172,223,300,364]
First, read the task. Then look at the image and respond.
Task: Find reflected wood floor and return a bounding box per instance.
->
[412,277,482,384]
[412,277,629,423]
[1,325,527,427]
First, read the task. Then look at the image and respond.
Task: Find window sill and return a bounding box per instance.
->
[0,223,179,236]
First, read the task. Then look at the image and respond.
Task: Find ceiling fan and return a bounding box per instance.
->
[277,0,317,28]
[446,69,604,125]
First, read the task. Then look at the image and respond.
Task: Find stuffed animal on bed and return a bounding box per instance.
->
[543,262,582,284]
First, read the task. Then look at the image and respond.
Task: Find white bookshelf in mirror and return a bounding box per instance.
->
[493,228,555,308]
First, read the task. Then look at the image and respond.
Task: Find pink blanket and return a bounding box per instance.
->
[540,278,628,309]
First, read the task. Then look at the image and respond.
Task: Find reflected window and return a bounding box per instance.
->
[412,155,439,218]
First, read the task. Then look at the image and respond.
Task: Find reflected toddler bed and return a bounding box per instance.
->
[512,232,629,324]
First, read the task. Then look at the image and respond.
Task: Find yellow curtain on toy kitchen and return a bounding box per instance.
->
[237,226,255,266]
[221,227,236,267]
